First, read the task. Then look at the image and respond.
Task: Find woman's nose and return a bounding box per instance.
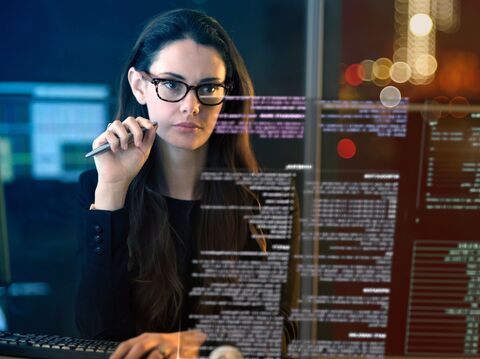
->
[180,89,200,115]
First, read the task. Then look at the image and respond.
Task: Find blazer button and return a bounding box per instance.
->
[95,247,104,256]
[94,225,103,233]
[94,235,103,244]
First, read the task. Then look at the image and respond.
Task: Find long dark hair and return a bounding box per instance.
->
[115,9,260,332]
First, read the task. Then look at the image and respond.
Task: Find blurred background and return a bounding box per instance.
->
[1,0,480,356]
[0,0,307,337]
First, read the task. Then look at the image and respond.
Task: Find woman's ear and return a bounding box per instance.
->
[128,67,147,105]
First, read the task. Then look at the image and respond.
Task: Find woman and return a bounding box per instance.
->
[76,9,298,358]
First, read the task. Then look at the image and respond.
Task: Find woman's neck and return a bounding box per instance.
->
[158,140,207,200]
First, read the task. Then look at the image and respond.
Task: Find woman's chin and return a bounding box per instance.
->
[160,136,208,152]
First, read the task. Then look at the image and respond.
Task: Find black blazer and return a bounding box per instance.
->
[75,169,300,353]
[75,169,135,340]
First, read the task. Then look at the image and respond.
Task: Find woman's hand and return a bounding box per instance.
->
[92,116,157,210]
[109,330,207,359]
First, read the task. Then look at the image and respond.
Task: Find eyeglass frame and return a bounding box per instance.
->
[139,71,232,106]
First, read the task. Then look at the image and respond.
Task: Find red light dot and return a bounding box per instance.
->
[337,138,357,159]
[449,96,469,118]
[344,64,363,86]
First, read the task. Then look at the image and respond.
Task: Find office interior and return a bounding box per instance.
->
[0,0,479,357]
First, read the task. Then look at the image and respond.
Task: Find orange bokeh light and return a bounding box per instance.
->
[449,96,470,118]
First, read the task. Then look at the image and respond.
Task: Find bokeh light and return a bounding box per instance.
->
[395,0,409,14]
[394,37,408,51]
[415,54,438,76]
[360,59,374,82]
[344,64,363,86]
[373,77,391,87]
[373,58,393,80]
[421,99,443,121]
[433,0,460,33]
[409,13,434,36]
[393,47,408,62]
[449,96,470,118]
[390,61,412,83]
[409,75,434,85]
[339,84,360,100]
[380,86,402,108]
[337,138,357,159]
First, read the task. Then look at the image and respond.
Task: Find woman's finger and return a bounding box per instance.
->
[121,334,173,359]
[123,117,144,147]
[108,119,130,150]
[92,132,108,150]
[141,125,157,151]
[123,341,156,359]
[181,330,207,346]
[105,129,121,153]
[136,117,158,146]
[146,349,165,359]
[109,337,137,359]
[109,333,155,359]
[179,331,206,358]
[110,331,202,359]
[136,116,157,131]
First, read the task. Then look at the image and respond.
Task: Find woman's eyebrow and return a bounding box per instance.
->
[158,72,186,80]
[199,77,223,83]
[157,72,223,83]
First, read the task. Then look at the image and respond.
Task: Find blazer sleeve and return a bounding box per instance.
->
[75,169,136,341]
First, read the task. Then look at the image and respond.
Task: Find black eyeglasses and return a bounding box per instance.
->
[140,71,231,106]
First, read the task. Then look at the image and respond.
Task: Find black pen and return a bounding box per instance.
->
[85,127,149,158]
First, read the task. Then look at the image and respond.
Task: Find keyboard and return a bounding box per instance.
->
[0,331,119,358]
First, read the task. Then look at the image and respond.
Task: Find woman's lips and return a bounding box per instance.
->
[173,121,202,132]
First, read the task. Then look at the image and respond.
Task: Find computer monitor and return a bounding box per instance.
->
[0,82,110,336]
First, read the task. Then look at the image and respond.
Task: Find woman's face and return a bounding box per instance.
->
[142,38,226,151]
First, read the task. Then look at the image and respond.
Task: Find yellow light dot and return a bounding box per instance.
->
[390,62,412,83]
[380,86,402,108]
[415,54,438,76]
[409,75,434,86]
[409,13,434,36]
[373,77,391,87]
[373,58,393,80]
[339,84,360,101]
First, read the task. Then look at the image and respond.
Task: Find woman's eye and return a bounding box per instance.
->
[199,85,219,94]
[161,80,180,90]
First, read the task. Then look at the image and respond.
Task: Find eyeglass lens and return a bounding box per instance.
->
[156,80,226,105]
